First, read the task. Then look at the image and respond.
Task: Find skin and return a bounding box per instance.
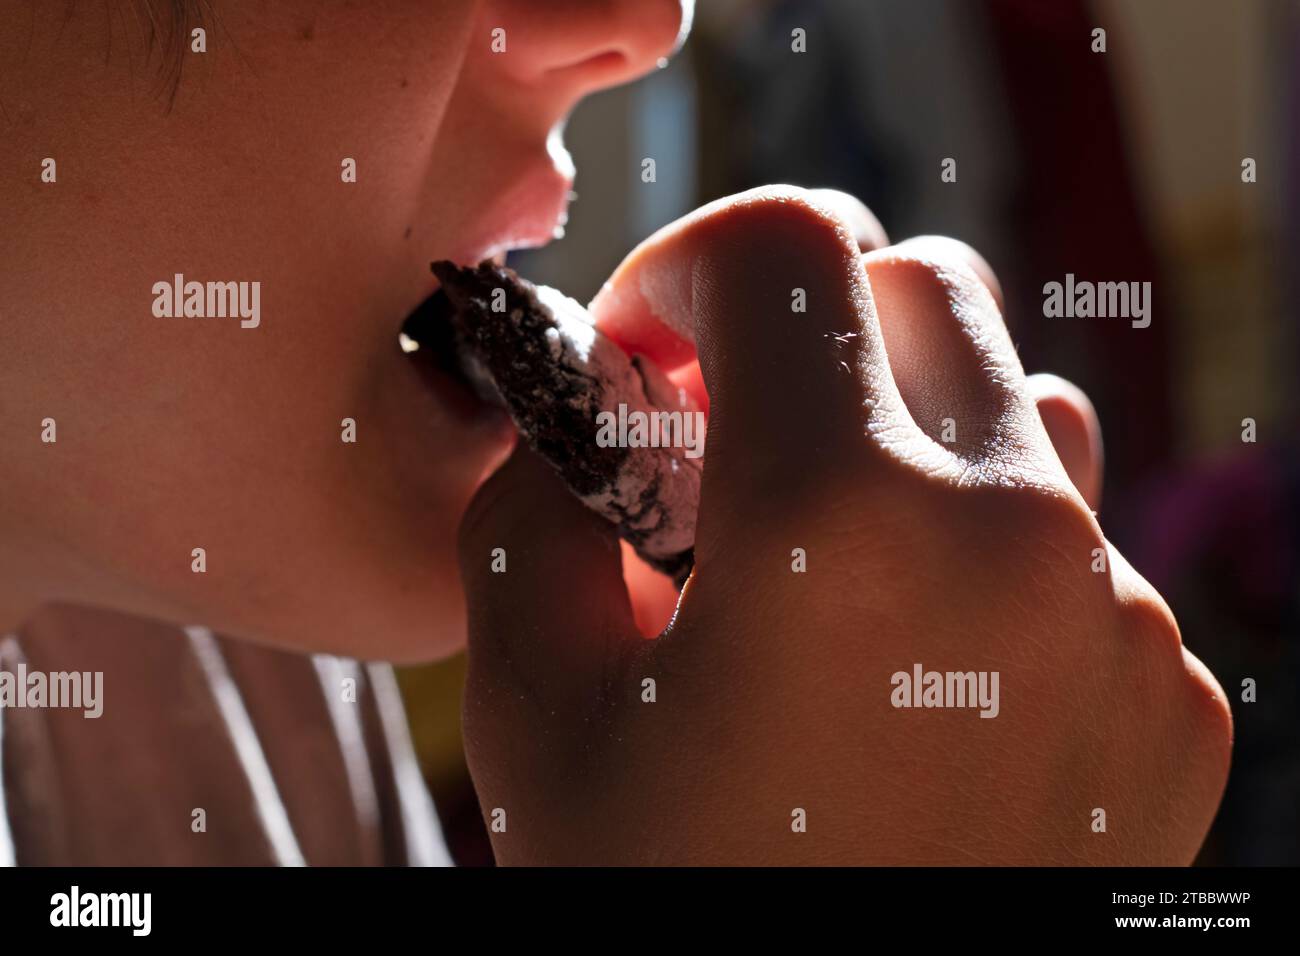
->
[460,187,1233,865]
[1,5,1230,864]
[0,0,685,660]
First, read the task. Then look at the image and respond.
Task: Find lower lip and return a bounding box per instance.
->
[396,304,506,433]
[455,164,574,262]
[405,342,512,434]
[391,342,517,496]
[402,161,569,425]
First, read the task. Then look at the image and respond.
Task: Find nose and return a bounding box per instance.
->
[484,0,690,97]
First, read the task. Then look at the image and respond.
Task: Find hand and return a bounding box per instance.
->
[457,186,1231,865]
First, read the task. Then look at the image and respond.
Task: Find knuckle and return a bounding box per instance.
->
[1120,591,1232,744]
[1184,658,1234,740]
[1100,551,1188,667]
[927,471,1104,553]
[865,241,990,307]
[704,185,863,264]
[1120,587,1185,658]
[901,235,994,280]
[1187,669,1234,770]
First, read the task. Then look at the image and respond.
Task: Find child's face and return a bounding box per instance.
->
[0,0,688,659]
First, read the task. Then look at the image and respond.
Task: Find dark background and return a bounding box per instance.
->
[401,0,1300,866]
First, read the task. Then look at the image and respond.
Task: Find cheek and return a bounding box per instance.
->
[4,1,497,657]
[143,1,485,308]
[17,314,510,660]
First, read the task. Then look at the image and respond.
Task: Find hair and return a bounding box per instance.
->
[128,0,209,107]
[48,1,213,109]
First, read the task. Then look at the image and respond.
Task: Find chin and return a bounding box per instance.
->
[236,560,470,665]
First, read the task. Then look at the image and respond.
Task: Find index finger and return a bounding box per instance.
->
[590,185,918,531]
[590,186,891,371]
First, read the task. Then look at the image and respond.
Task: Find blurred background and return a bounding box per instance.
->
[400,0,1300,865]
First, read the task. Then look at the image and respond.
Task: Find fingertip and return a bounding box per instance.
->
[1026,373,1104,509]
[805,188,890,250]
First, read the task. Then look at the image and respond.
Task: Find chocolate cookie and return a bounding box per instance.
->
[428,260,702,585]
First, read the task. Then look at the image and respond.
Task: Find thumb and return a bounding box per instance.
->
[457,445,639,733]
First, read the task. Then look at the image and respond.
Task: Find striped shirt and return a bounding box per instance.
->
[0,605,450,866]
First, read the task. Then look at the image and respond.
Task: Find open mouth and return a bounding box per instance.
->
[398,288,482,422]
[407,257,702,586]
[397,259,507,425]
[398,147,577,424]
